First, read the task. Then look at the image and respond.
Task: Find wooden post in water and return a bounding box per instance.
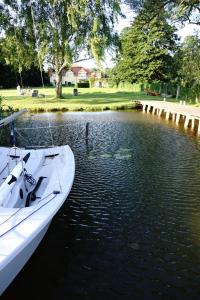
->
[169,112,173,120]
[152,107,155,114]
[176,113,180,124]
[197,120,200,134]
[85,122,89,153]
[172,113,176,122]
[158,109,163,117]
[86,122,89,140]
[184,115,190,128]
[166,111,170,120]
[142,104,147,112]
[191,118,195,130]
[147,105,151,113]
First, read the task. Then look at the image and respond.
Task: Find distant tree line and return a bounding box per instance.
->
[0,41,49,88]
[0,63,49,89]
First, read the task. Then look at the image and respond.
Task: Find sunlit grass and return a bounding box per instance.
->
[0,87,177,112]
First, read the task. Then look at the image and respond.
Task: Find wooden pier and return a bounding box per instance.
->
[139,101,200,133]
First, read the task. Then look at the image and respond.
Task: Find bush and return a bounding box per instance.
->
[77,81,90,88]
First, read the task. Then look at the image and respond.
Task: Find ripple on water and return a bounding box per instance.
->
[3,111,200,300]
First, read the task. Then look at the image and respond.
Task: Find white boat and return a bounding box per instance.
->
[0,111,75,295]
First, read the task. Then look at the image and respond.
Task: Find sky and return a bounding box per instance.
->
[80,4,199,69]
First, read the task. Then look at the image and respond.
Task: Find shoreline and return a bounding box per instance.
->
[1,87,196,113]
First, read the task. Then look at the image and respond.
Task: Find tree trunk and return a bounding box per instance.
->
[176,85,180,99]
[19,71,23,88]
[55,72,63,98]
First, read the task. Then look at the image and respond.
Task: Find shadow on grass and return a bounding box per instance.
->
[3,89,178,108]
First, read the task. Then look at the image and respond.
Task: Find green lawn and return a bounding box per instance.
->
[0,87,176,112]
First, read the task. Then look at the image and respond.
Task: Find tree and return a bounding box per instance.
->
[124,0,200,25]
[177,34,200,101]
[0,33,36,87]
[112,5,178,84]
[1,0,121,98]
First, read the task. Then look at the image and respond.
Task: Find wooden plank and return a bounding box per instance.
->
[0,109,28,128]
[139,101,200,118]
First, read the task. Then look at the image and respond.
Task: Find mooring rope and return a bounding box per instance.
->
[16,124,69,130]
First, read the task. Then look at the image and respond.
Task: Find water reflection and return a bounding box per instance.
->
[2,111,200,300]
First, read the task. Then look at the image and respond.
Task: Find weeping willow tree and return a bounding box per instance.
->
[1,0,121,98]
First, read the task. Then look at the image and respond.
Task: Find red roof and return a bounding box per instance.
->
[70,66,91,76]
[49,65,91,76]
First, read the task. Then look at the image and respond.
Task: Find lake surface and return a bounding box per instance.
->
[2,111,200,300]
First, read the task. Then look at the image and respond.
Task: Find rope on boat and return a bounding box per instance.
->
[0,163,9,177]
[0,208,21,227]
[0,191,60,238]
[0,191,56,228]
[16,124,70,130]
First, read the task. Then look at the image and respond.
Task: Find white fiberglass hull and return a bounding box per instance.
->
[0,221,51,295]
[0,145,75,295]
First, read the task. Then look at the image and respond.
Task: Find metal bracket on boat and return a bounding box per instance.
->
[9,155,20,159]
[45,153,59,159]
[53,190,60,194]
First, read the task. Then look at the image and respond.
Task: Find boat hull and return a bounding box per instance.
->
[0,221,51,295]
[0,145,75,295]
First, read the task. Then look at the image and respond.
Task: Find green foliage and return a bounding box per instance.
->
[77,81,90,88]
[1,0,122,98]
[89,77,96,88]
[111,4,178,84]
[0,96,3,115]
[181,35,200,85]
[124,0,200,25]
[0,95,13,115]
[0,62,16,88]
[1,34,35,74]
[175,34,200,101]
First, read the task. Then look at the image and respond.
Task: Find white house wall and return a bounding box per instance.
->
[50,69,90,85]
[62,71,75,84]
[78,70,87,80]
[50,73,56,85]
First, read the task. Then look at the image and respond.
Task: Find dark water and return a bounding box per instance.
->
[2,111,200,300]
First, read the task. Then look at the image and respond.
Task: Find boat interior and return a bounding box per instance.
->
[0,147,61,209]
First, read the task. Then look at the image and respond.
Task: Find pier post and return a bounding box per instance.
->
[158,109,163,117]
[147,105,152,113]
[197,120,200,134]
[152,107,156,114]
[184,116,190,128]
[176,113,180,124]
[139,101,200,134]
[142,105,147,112]
[166,111,170,120]
[191,118,195,130]
[172,113,176,121]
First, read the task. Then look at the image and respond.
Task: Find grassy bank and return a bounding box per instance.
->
[0,87,176,112]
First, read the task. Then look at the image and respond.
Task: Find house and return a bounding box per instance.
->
[49,65,91,86]
[90,70,109,88]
